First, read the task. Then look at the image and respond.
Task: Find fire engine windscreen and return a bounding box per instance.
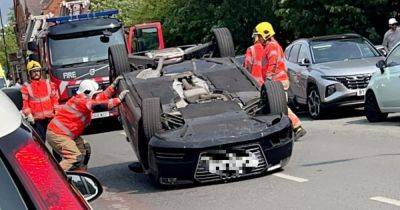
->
[49,27,124,66]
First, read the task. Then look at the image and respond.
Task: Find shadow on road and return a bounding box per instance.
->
[294,107,365,121]
[89,162,162,195]
[301,152,400,167]
[89,162,283,194]
[346,115,400,126]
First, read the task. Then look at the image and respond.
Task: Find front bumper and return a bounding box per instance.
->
[147,116,293,185]
[321,83,366,108]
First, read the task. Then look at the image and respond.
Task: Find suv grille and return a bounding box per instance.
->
[324,74,371,89]
[194,144,267,183]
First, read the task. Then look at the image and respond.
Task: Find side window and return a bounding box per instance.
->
[288,44,301,63]
[285,46,293,60]
[387,46,400,67]
[298,44,310,63]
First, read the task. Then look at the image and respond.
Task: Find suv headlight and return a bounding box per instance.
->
[326,84,336,97]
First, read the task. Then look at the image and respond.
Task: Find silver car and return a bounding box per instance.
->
[285,34,384,119]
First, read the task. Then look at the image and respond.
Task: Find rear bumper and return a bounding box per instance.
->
[147,116,293,185]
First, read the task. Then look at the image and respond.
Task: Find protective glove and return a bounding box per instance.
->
[111,76,124,88]
[26,114,35,124]
[118,90,130,101]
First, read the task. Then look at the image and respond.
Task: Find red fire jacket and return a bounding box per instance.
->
[47,86,120,139]
[21,79,59,120]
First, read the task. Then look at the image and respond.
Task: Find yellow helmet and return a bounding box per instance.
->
[27,61,42,72]
[253,22,275,40]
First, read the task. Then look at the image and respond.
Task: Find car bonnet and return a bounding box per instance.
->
[0,90,22,138]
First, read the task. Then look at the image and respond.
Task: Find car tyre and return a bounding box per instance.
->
[142,98,162,140]
[365,91,388,122]
[212,27,235,57]
[261,80,288,115]
[108,44,130,83]
[307,86,325,119]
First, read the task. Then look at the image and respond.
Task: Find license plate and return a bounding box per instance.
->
[357,89,366,96]
[92,111,110,119]
[200,150,259,176]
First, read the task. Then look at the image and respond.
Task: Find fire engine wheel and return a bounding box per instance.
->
[108,44,130,83]
[261,80,288,115]
[212,27,235,57]
[142,97,162,140]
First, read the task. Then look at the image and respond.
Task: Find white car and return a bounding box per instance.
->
[365,43,400,122]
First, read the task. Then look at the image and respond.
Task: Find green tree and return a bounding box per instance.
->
[0,9,18,71]
[274,0,393,44]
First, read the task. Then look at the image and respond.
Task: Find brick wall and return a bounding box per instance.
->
[41,0,63,16]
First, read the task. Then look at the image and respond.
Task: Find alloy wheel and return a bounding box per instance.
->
[308,89,321,118]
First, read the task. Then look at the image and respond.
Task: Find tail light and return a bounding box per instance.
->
[12,140,89,210]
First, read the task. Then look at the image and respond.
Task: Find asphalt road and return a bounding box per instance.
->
[86,109,400,210]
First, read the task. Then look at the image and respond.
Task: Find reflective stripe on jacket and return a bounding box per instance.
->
[264,38,289,84]
[47,86,120,139]
[21,79,59,120]
[244,42,266,85]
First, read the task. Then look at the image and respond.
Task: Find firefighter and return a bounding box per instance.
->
[245,22,307,141]
[46,77,129,171]
[21,61,59,142]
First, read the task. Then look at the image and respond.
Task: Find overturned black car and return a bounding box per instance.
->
[108,28,293,186]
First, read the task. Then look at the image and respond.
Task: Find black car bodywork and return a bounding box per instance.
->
[110,28,293,186]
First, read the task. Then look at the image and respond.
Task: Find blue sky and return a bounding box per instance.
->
[0,0,13,26]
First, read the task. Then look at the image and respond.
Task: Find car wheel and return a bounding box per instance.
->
[139,98,162,169]
[142,98,162,140]
[365,91,388,122]
[307,86,324,119]
[261,80,288,115]
[108,44,130,83]
[212,27,235,57]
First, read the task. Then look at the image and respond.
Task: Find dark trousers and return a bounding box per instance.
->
[33,119,50,143]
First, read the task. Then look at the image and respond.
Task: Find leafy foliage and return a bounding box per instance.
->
[0,9,18,71]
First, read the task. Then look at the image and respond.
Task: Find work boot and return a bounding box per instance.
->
[293,126,307,141]
[128,162,144,173]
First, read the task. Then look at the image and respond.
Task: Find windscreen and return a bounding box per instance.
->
[49,27,125,66]
[311,38,379,63]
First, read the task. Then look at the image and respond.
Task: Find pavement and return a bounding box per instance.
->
[86,108,400,210]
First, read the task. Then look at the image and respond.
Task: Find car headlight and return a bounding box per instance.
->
[326,84,336,97]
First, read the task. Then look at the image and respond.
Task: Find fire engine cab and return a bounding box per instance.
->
[28,9,125,119]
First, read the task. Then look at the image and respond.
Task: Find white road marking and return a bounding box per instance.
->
[273,173,309,183]
[370,196,400,207]
[120,132,126,136]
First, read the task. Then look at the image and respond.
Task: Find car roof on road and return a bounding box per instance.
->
[0,90,21,138]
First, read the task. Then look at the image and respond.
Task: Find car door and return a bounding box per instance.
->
[378,46,400,110]
[286,44,301,101]
[296,43,312,102]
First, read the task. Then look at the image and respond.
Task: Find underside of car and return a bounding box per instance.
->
[109,28,294,186]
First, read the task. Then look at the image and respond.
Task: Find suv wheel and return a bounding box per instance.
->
[365,92,388,122]
[307,86,324,119]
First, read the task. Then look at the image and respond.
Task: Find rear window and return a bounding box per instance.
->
[0,157,28,210]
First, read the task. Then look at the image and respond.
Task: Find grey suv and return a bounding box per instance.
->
[285,34,384,119]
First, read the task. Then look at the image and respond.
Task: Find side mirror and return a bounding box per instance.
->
[376,60,386,74]
[2,88,23,110]
[66,172,103,202]
[299,58,310,66]
[27,41,38,51]
[100,36,110,43]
